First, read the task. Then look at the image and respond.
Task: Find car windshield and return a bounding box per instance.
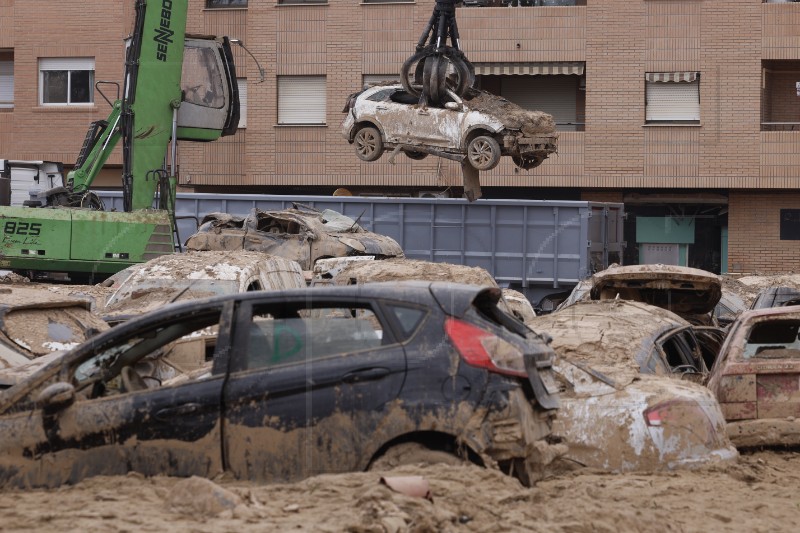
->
[2,307,108,357]
[105,279,239,310]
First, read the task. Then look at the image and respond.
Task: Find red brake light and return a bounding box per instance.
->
[444,317,526,377]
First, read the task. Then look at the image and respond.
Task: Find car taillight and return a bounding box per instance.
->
[643,399,720,447]
[444,317,526,377]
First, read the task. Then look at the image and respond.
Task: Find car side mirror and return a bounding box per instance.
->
[444,102,462,112]
[36,382,76,413]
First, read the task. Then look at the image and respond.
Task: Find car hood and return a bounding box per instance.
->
[590,264,722,315]
[462,88,556,135]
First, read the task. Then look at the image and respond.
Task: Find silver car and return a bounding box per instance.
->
[341,83,558,171]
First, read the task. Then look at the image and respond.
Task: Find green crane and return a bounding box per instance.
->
[0,0,239,282]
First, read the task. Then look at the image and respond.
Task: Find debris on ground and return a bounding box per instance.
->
[2,453,800,531]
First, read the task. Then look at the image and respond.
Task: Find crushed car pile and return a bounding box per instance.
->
[5,246,800,495]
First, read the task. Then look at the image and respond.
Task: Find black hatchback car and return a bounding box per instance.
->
[0,281,558,488]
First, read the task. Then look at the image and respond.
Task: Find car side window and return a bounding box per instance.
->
[71,310,224,399]
[385,304,427,340]
[659,332,702,373]
[367,89,395,102]
[242,304,386,371]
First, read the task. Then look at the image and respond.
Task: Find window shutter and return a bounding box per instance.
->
[646,81,700,121]
[238,79,247,128]
[39,57,95,71]
[278,76,326,124]
[0,61,12,107]
[501,75,578,129]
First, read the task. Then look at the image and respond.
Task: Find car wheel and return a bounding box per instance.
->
[404,150,428,161]
[354,126,384,162]
[369,442,465,471]
[467,135,502,171]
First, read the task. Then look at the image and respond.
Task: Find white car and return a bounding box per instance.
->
[102,250,306,323]
[532,299,738,471]
[341,84,558,171]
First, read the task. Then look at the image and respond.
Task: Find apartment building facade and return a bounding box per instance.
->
[1,0,799,274]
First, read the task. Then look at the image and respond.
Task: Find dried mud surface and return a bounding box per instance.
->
[722,273,800,308]
[0,451,798,532]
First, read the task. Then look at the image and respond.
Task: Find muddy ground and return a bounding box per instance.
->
[0,450,798,532]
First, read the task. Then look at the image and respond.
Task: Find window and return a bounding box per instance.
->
[0,53,13,109]
[206,0,247,7]
[277,76,326,125]
[39,58,94,106]
[645,72,700,124]
[278,0,326,4]
[238,78,248,128]
[244,305,385,370]
[761,60,800,131]
[475,64,586,131]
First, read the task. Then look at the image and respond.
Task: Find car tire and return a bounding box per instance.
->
[354,126,384,162]
[467,135,502,171]
[404,150,428,161]
[369,442,464,471]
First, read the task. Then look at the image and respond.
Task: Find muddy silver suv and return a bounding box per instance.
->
[342,84,558,171]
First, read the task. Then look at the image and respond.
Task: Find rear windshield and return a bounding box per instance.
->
[743,319,800,359]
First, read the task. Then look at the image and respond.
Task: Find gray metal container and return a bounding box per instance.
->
[98,192,624,304]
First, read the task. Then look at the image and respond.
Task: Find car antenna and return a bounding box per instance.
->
[350,208,367,231]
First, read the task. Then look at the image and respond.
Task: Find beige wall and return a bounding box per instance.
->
[5,1,800,272]
[728,191,800,273]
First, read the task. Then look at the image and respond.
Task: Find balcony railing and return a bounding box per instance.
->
[463,1,586,7]
[762,122,800,131]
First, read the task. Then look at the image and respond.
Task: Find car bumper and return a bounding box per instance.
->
[727,418,800,448]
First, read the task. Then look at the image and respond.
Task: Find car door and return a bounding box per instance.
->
[365,88,408,144]
[222,295,406,482]
[0,302,233,488]
[407,105,468,148]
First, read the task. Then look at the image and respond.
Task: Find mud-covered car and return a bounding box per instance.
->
[707,305,800,448]
[0,287,109,368]
[101,251,306,323]
[312,257,532,322]
[531,299,738,471]
[588,264,722,324]
[185,205,404,271]
[748,286,800,310]
[0,282,560,488]
[341,84,558,171]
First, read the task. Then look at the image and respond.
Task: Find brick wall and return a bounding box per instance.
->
[728,191,800,273]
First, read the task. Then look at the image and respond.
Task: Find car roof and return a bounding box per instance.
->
[0,286,93,312]
[118,251,302,281]
[531,300,689,381]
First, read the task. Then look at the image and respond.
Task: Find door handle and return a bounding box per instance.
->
[155,403,201,421]
[342,367,391,383]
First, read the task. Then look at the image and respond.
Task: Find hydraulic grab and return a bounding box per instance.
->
[0,0,239,282]
[401,0,475,107]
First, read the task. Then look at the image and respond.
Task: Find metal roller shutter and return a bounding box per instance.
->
[38,57,95,71]
[0,61,12,107]
[501,75,578,129]
[646,81,700,121]
[278,76,327,125]
[237,79,247,128]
